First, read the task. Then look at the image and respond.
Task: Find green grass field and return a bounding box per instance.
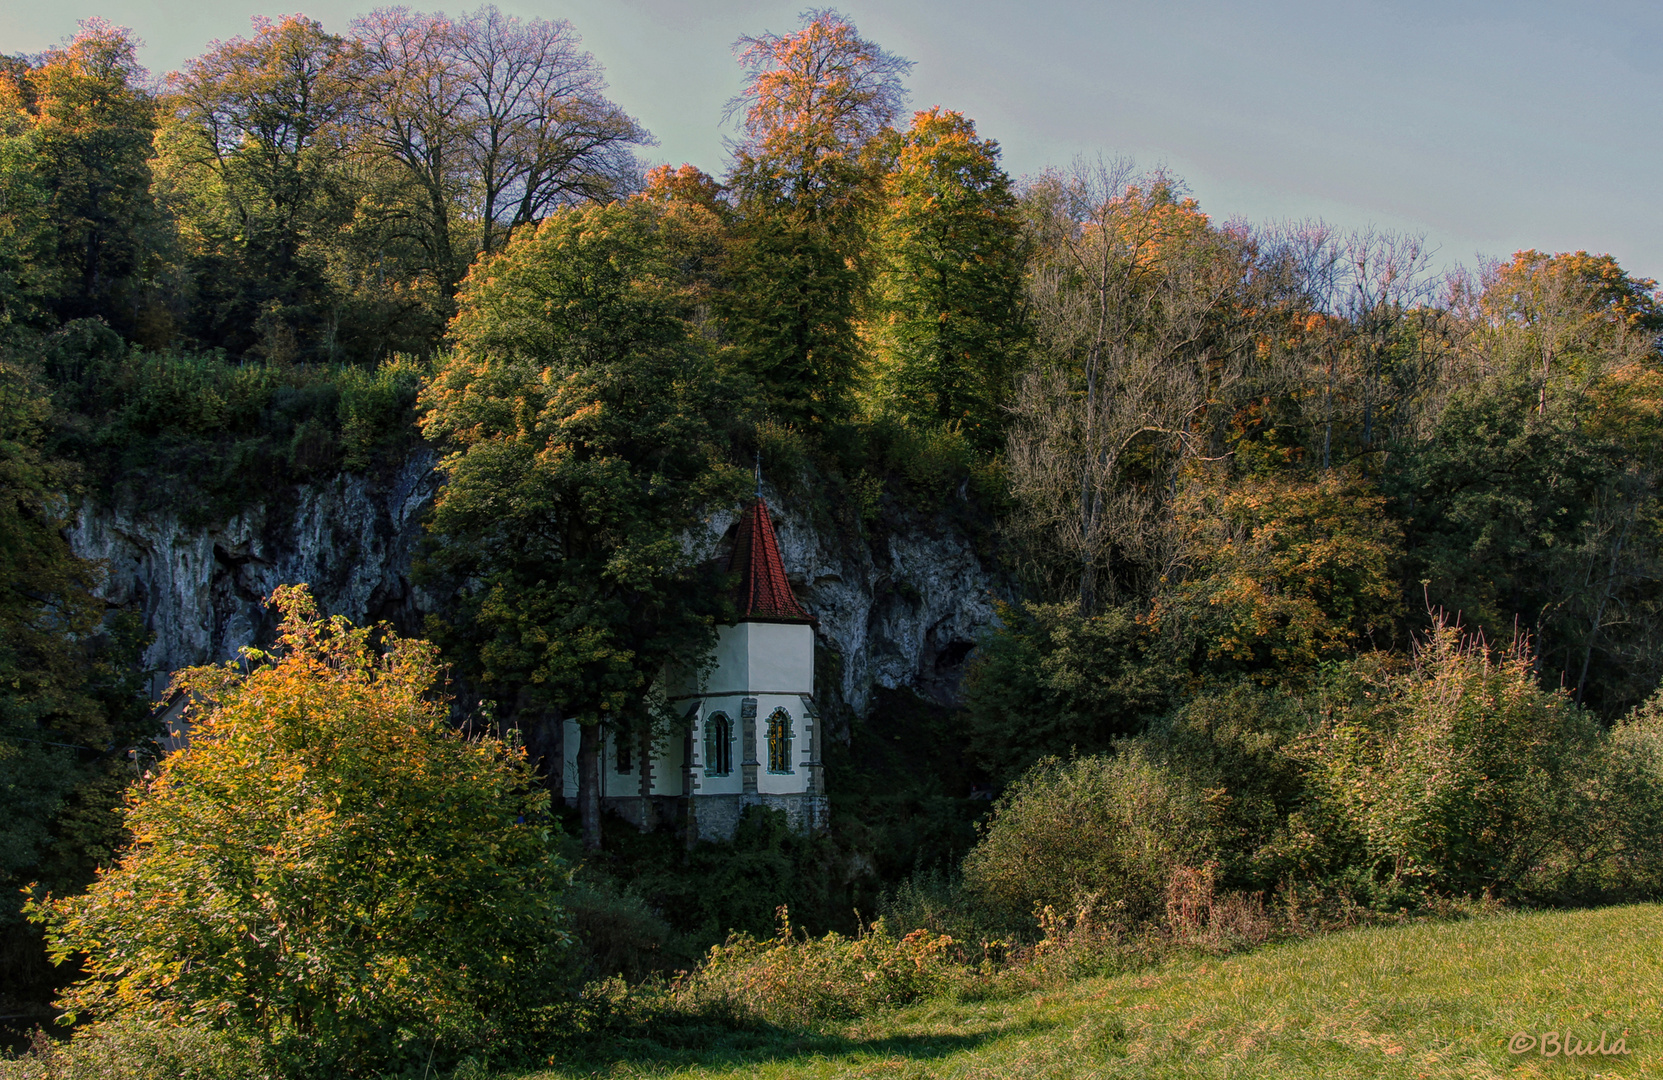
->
[538,904,1662,1080]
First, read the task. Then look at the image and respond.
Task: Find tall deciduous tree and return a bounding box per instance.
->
[419,199,744,850]
[352,4,651,302]
[0,67,56,329]
[1394,251,1663,715]
[1008,162,1264,613]
[721,9,911,425]
[865,108,1027,448]
[636,164,732,318]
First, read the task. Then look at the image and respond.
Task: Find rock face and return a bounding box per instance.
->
[70,460,1008,716]
[697,490,1006,718]
[70,453,441,698]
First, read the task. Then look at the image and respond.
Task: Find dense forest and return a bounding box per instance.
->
[3,7,1663,1075]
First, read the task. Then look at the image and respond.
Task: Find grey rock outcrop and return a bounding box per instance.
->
[70,453,440,697]
[70,458,1007,715]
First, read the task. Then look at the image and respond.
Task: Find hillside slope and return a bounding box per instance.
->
[543,904,1662,1079]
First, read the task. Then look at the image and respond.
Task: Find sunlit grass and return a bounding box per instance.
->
[532,904,1662,1079]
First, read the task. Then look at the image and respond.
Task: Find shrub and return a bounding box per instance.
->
[615,805,849,947]
[672,908,960,1028]
[334,356,426,471]
[1581,691,1663,896]
[857,416,978,511]
[878,867,1008,949]
[1,1021,268,1080]
[1145,681,1324,890]
[26,586,570,1076]
[1299,622,1623,901]
[754,417,811,495]
[31,323,428,519]
[563,878,681,983]
[960,748,1218,930]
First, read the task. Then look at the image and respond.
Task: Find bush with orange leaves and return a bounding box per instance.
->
[26,586,570,1076]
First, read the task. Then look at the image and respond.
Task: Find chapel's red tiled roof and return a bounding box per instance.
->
[728,498,815,623]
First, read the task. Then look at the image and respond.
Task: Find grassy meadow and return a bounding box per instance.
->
[539,904,1662,1080]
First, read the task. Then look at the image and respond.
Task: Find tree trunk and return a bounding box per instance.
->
[1576,496,1635,705]
[577,720,602,850]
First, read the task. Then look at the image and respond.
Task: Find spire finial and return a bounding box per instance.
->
[754,449,762,499]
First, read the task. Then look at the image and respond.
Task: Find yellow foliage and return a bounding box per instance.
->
[1151,470,1402,672]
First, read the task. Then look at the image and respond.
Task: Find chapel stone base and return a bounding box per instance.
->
[595,792,827,842]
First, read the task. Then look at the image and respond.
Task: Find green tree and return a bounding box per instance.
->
[0,352,150,1007]
[0,68,57,329]
[865,108,1027,448]
[1395,252,1663,714]
[29,585,568,1074]
[721,10,911,426]
[157,15,360,362]
[418,199,745,850]
[961,601,1177,781]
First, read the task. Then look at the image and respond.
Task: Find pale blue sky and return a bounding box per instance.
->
[5,1,1659,283]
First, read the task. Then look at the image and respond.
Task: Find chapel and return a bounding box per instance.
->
[561,495,826,841]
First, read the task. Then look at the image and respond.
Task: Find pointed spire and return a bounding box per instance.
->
[727,497,815,623]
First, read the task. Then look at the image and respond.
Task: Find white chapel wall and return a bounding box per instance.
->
[746,623,814,695]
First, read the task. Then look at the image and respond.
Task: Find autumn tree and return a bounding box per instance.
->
[418,199,745,850]
[29,586,568,1074]
[721,9,911,425]
[0,64,56,328]
[864,108,1027,448]
[1463,249,1663,415]
[1149,469,1402,677]
[1326,230,1443,456]
[2,21,161,337]
[636,163,732,318]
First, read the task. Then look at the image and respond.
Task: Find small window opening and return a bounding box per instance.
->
[704,712,733,776]
[615,734,633,774]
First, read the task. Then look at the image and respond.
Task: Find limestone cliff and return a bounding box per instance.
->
[70,453,441,697]
[70,459,1007,716]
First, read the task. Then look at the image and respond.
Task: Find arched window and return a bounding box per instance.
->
[615,733,633,774]
[704,712,732,776]
[767,708,793,774]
